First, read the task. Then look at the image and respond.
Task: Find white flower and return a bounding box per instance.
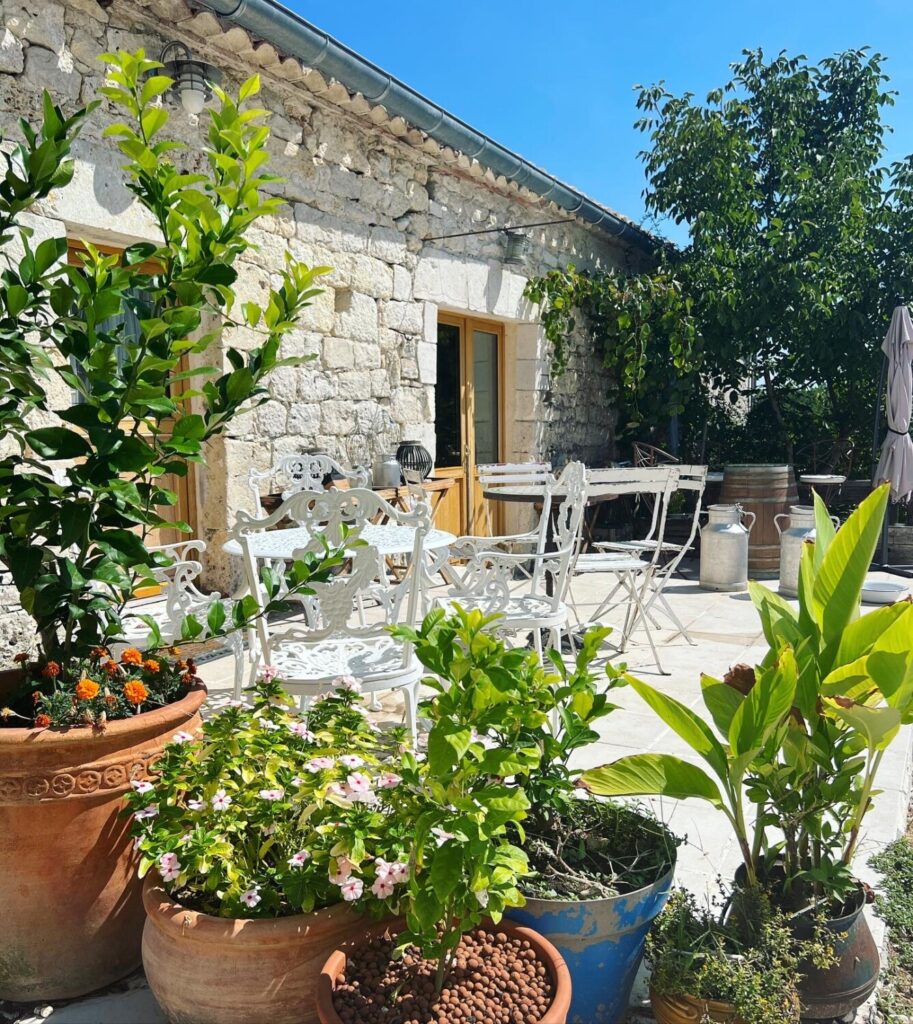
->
[170,730,194,744]
[335,674,360,692]
[158,852,181,882]
[475,889,489,908]
[329,856,355,884]
[262,824,276,836]
[259,719,281,732]
[240,888,261,909]
[180,832,193,845]
[346,772,372,794]
[291,776,305,787]
[226,700,246,709]
[288,722,315,741]
[187,799,204,811]
[258,788,285,801]
[261,665,279,683]
[431,827,456,846]
[377,772,401,790]
[305,756,335,773]
[211,790,232,811]
[288,850,310,869]
[340,877,364,901]
[338,754,363,769]
[135,804,158,820]
[371,876,395,899]
[390,861,410,884]
[130,780,154,795]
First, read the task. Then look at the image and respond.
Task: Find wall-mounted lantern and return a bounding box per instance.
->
[158,41,221,115]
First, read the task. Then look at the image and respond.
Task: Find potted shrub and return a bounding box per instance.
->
[399,610,679,1023]
[128,675,409,1024]
[647,888,831,1024]
[582,484,911,1019]
[317,607,573,1024]
[0,50,329,1000]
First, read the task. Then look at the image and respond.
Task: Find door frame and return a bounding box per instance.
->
[436,312,505,534]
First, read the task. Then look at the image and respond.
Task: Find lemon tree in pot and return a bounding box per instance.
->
[582,485,913,1019]
[129,675,412,1024]
[0,49,329,1000]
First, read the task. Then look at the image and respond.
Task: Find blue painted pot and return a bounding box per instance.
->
[508,863,675,1024]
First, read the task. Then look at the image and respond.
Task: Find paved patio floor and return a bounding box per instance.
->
[5,565,911,1023]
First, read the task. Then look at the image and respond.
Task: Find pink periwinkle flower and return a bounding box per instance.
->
[377,772,401,790]
[187,799,204,811]
[130,780,154,795]
[288,721,315,741]
[158,852,181,882]
[211,790,232,811]
[329,856,355,884]
[390,861,410,884]
[431,827,456,847]
[170,731,194,744]
[340,877,364,901]
[335,674,360,692]
[346,772,372,794]
[338,754,364,769]
[259,788,285,802]
[240,888,261,909]
[371,876,395,899]
[135,804,158,820]
[288,850,311,869]
[305,756,335,773]
[261,665,279,683]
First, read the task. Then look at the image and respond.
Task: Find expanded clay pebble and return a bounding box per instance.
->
[332,929,554,1024]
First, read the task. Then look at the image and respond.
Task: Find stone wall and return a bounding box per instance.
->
[0,0,651,630]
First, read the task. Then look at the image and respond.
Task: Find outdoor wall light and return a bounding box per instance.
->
[158,41,221,115]
[503,229,530,267]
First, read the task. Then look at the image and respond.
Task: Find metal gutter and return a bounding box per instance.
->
[197,0,655,252]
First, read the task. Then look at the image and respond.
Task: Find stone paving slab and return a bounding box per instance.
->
[6,566,911,1023]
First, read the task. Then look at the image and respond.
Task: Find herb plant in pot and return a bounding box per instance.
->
[401,611,679,1023]
[129,676,411,1024]
[583,485,912,1019]
[0,52,328,1000]
[318,607,572,1024]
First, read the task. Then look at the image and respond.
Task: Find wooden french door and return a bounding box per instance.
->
[434,314,504,536]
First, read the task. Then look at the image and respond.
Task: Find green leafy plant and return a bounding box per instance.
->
[0,49,329,667]
[126,675,412,919]
[583,484,913,909]
[648,888,833,1024]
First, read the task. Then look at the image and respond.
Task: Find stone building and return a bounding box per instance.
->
[0,0,655,629]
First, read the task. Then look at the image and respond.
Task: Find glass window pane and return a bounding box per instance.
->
[435,322,462,467]
[473,330,499,464]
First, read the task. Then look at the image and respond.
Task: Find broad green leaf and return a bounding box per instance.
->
[701,673,744,736]
[867,604,913,712]
[824,699,902,751]
[582,753,724,808]
[836,603,910,667]
[26,426,91,459]
[748,581,801,651]
[812,491,837,569]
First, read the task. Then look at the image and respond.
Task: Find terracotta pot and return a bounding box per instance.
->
[651,990,742,1024]
[142,875,370,1024]
[0,678,206,1001]
[315,918,573,1024]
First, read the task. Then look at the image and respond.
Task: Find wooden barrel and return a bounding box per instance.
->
[721,464,798,579]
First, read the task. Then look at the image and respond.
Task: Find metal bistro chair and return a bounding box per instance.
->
[475,461,553,538]
[248,453,368,517]
[569,467,680,675]
[230,488,430,740]
[441,462,587,665]
[118,540,246,696]
[596,464,708,645]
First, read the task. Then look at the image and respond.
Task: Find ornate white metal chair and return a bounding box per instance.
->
[569,467,680,674]
[441,462,587,662]
[118,540,245,695]
[230,488,430,739]
[248,453,368,517]
[475,460,552,537]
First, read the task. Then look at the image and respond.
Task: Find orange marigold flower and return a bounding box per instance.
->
[104,694,117,707]
[41,661,61,679]
[90,647,109,659]
[123,680,148,705]
[121,648,143,667]
[31,690,42,704]
[13,652,29,664]
[175,660,187,671]
[168,646,182,656]
[34,714,51,728]
[75,679,100,701]
[103,660,120,676]
[143,658,160,673]
[180,671,195,686]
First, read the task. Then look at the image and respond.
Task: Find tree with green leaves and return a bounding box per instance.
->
[0,50,328,666]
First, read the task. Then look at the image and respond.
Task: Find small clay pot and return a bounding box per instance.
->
[0,680,206,1002]
[142,876,371,1024]
[315,918,572,1024]
[651,989,742,1024]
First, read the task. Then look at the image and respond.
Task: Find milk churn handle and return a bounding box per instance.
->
[738,504,756,534]
[774,511,788,536]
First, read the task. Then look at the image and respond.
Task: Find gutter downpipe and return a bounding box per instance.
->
[198,0,655,252]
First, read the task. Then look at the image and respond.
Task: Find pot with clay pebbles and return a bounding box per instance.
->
[318,922,570,1024]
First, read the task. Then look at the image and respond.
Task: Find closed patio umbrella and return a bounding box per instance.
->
[874,305,913,501]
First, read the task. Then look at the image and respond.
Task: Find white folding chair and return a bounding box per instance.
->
[248,453,368,517]
[442,462,587,664]
[475,461,552,537]
[569,467,680,675]
[596,464,708,645]
[230,488,430,739]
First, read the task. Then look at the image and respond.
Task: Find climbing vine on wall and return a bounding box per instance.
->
[523,265,703,433]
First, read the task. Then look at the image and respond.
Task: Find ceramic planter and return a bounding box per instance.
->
[0,676,206,1001]
[507,864,675,1024]
[651,990,742,1024]
[142,876,368,1024]
[315,918,573,1024]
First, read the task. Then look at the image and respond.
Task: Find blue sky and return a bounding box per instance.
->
[286,0,913,243]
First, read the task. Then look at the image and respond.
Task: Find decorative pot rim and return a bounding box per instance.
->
[143,872,365,944]
[520,860,676,908]
[0,683,207,745]
[732,858,868,926]
[650,986,740,1015]
[315,917,572,1024]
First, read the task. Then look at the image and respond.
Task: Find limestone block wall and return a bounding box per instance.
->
[0,0,651,632]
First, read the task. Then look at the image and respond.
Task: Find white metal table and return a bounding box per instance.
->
[222,523,455,560]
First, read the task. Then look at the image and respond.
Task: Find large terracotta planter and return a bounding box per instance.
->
[316,918,573,1024]
[0,680,206,1001]
[651,990,742,1024]
[142,875,369,1024]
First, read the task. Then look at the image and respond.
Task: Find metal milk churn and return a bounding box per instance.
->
[775,505,838,598]
[372,452,402,488]
[699,504,756,592]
